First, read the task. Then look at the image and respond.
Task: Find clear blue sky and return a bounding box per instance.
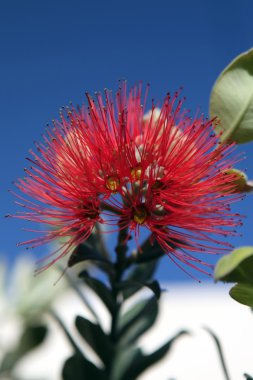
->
[1,0,253,281]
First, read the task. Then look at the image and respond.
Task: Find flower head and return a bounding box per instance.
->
[11,82,243,274]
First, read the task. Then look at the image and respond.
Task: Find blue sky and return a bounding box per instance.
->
[1,0,253,281]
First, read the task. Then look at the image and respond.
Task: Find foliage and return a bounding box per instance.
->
[61,232,188,379]
[210,48,253,143]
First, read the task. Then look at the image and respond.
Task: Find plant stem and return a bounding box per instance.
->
[204,327,231,380]
[49,308,83,356]
[110,224,129,343]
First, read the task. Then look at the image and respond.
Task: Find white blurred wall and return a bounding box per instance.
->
[9,282,253,380]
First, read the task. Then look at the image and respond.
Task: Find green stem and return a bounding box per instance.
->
[49,308,83,356]
[110,223,129,343]
[95,223,110,259]
[204,327,231,380]
[115,225,129,268]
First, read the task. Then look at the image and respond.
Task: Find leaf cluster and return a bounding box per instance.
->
[62,237,187,379]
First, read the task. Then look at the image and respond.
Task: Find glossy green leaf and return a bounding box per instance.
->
[203,327,231,380]
[110,346,142,380]
[117,298,154,337]
[214,246,253,284]
[0,324,47,373]
[127,260,158,282]
[123,260,158,299]
[118,296,158,346]
[135,238,164,263]
[244,374,253,380]
[210,48,253,143]
[229,283,253,307]
[146,280,162,299]
[214,247,253,307]
[116,279,161,300]
[68,241,112,268]
[111,331,187,380]
[62,353,108,380]
[79,271,116,314]
[75,316,113,368]
[124,330,187,379]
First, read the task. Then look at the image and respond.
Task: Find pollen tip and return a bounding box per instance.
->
[133,205,149,225]
[105,176,120,193]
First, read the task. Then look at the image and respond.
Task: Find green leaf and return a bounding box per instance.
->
[68,241,112,268]
[244,374,253,380]
[124,330,188,380]
[117,296,158,346]
[0,324,47,373]
[146,280,162,299]
[110,346,142,380]
[79,271,116,314]
[117,298,154,337]
[203,327,231,380]
[116,280,161,300]
[127,260,158,282]
[229,283,253,307]
[123,260,158,299]
[62,353,108,380]
[210,48,253,143]
[134,236,182,263]
[214,247,253,307]
[111,331,187,380]
[214,246,253,284]
[75,316,113,368]
[135,238,164,263]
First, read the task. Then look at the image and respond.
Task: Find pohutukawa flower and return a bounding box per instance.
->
[10,82,243,274]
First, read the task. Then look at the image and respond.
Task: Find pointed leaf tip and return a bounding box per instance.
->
[68,242,111,268]
[75,316,113,368]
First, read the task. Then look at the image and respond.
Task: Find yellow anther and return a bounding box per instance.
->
[133,205,148,225]
[105,176,120,192]
[131,166,142,180]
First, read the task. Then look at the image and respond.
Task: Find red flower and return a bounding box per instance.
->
[11,82,243,274]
